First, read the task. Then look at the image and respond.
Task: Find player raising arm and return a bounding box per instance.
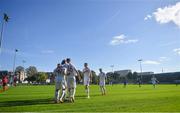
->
[66,58,81,102]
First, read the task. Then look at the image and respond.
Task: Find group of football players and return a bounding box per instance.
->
[53,58,106,103]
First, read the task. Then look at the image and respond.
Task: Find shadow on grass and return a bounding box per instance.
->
[75,94,101,100]
[0,98,54,107]
[76,94,100,98]
[0,94,102,107]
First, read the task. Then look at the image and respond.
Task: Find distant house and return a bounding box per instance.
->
[106,70,132,84]
[154,72,180,84]
[16,71,26,83]
[114,70,132,77]
[136,71,180,84]
[137,72,154,76]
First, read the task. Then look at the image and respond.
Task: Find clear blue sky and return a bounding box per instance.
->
[0,0,180,73]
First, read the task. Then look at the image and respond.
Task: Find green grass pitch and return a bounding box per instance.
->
[0,84,180,112]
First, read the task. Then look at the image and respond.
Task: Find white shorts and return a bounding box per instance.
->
[55,76,66,90]
[84,76,90,86]
[99,80,105,86]
[152,81,156,85]
[66,76,76,89]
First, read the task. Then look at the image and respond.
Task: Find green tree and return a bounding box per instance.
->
[36,72,48,84]
[106,72,113,84]
[75,70,82,83]
[26,66,38,77]
[26,66,38,83]
[15,66,24,73]
[91,70,98,84]
[133,72,139,83]
[26,76,36,83]
[127,72,134,83]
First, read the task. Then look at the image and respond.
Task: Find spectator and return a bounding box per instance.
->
[2,75,8,91]
[14,75,17,87]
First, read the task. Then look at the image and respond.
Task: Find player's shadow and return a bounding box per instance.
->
[0,98,53,107]
[0,94,102,107]
[75,94,101,99]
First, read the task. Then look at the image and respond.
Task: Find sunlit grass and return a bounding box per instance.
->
[0,84,180,112]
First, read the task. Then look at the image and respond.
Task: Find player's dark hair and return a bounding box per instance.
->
[66,58,71,62]
[61,59,66,65]
[99,68,102,71]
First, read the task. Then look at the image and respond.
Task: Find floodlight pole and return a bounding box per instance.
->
[0,13,9,69]
[0,13,9,53]
[110,65,114,85]
[13,49,18,75]
[162,67,164,73]
[110,65,114,73]
[22,60,26,69]
[138,59,143,80]
[0,18,4,69]
[0,18,5,53]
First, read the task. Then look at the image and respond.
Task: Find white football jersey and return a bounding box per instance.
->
[151,77,157,84]
[83,67,91,78]
[54,65,64,76]
[99,72,106,82]
[66,63,77,76]
[83,67,91,86]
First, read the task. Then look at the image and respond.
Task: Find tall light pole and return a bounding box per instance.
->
[162,67,164,73]
[110,65,114,85]
[0,13,9,69]
[22,60,26,81]
[138,59,143,79]
[110,65,114,73]
[0,13,9,53]
[13,49,18,75]
[22,60,26,69]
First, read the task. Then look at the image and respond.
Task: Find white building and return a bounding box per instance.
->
[137,72,154,76]
[16,71,26,82]
[114,70,132,77]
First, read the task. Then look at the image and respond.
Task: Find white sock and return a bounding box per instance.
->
[87,87,89,97]
[60,89,66,100]
[72,88,76,98]
[68,88,71,98]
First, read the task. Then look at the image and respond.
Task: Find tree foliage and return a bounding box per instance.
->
[36,72,48,83]
[91,70,98,84]
[25,66,38,83]
[15,66,24,73]
[26,66,38,77]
